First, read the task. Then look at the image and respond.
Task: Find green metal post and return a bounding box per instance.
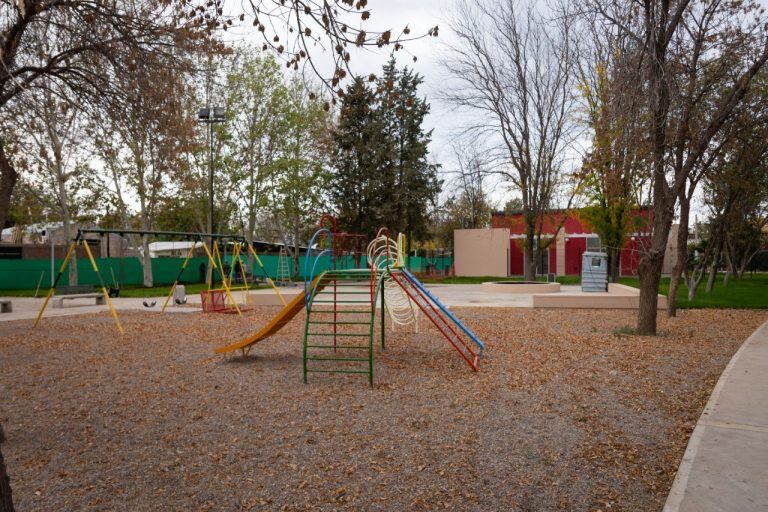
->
[380,272,386,351]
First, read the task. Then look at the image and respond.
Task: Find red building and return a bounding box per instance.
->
[489,209,651,277]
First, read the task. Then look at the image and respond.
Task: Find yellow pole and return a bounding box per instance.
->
[229,242,239,285]
[397,233,407,267]
[33,240,77,328]
[161,242,197,313]
[236,243,248,291]
[232,243,250,303]
[202,241,241,316]
[82,239,124,334]
[213,241,226,289]
[238,244,251,297]
[247,244,286,306]
[202,240,216,291]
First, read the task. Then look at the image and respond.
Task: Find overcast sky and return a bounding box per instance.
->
[218,1,719,220]
[222,1,487,201]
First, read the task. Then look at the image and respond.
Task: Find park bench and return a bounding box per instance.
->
[52,285,105,308]
[0,299,11,313]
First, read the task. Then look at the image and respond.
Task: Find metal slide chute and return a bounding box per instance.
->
[214,274,326,356]
[389,268,484,371]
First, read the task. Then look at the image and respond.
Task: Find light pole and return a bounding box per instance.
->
[197,106,226,236]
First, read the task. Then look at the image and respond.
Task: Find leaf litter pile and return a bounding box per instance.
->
[0,307,764,511]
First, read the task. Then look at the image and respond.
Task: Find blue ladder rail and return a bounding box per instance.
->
[400,268,485,356]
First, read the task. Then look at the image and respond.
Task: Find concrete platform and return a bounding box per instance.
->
[531,283,668,309]
[246,289,302,306]
[663,319,768,512]
[481,281,560,293]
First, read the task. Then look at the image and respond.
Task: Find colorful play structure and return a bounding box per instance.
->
[33,228,285,330]
[31,221,484,385]
[215,217,485,385]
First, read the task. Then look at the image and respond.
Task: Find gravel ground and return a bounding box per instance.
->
[0,307,765,511]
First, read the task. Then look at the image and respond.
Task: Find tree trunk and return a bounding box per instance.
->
[523,226,536,281]
[687,270,704,301]
[705,248,720,293]
[608,246,621,283]
[705,265,717,293]
[667,201,690,317]
[723,248,734,287]
[0,140,17,232]
[61,216,77,287]
[0,425,15,512]
[637,252,665,335]
[636,195,674,335]
[292,211,300,278]
[141,234,153,287]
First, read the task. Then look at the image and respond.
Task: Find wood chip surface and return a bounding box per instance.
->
[0,307,764,511]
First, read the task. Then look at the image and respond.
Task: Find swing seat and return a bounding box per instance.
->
[201,290,227,312]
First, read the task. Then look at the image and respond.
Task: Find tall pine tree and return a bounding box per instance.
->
[330,58,440,244]
[377,57,440,243]
[329,77,391,236]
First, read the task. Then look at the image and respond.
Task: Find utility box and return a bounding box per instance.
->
[581,252,608,292]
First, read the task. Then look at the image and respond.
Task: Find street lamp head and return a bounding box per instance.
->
[197,106,226,123]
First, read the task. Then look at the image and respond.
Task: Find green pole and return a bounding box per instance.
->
[380,273,386,351]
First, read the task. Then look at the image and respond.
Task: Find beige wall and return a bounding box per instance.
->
[454,228,510,276]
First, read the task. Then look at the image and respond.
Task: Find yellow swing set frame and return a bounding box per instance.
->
[33,237,124,334]
[33,228,288,331]
[160,240,286,315]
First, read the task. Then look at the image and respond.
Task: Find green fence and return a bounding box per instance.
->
[0,254,453,290]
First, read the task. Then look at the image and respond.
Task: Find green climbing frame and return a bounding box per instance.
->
[302,269,385,386]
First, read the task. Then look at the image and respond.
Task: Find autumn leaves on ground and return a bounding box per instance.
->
[0,308,764,511]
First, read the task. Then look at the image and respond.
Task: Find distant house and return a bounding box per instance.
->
[148,241,204,258]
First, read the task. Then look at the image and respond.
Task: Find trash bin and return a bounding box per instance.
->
[173,284,186,304]
[581,252,608,292]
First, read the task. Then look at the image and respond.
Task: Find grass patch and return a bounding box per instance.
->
[418,273,768,309]
[613,325,637,338]
[617,274,768,309]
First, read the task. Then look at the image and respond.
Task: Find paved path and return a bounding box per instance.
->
[0,296,198,323]
[0,284,537,323]
[664,319,768,512]
[0,282,665,324]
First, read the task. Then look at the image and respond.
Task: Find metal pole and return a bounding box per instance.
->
[50,227,54,287]
[209,117,214,237]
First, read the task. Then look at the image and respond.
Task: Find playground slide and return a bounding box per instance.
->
[401,268,485,354]
[390,268,484,370]
[214,276,325,355]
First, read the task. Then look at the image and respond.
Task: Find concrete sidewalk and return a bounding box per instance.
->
[663,319,768,512]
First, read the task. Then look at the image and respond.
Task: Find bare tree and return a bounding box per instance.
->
[585,0,768,334]
[239,1,438,99]
[575,12,651,283]
[443,0,579,280]
[451,143,494,230]
[0,0,210,231]
[92,50,197,286]
[24,86,101,286]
